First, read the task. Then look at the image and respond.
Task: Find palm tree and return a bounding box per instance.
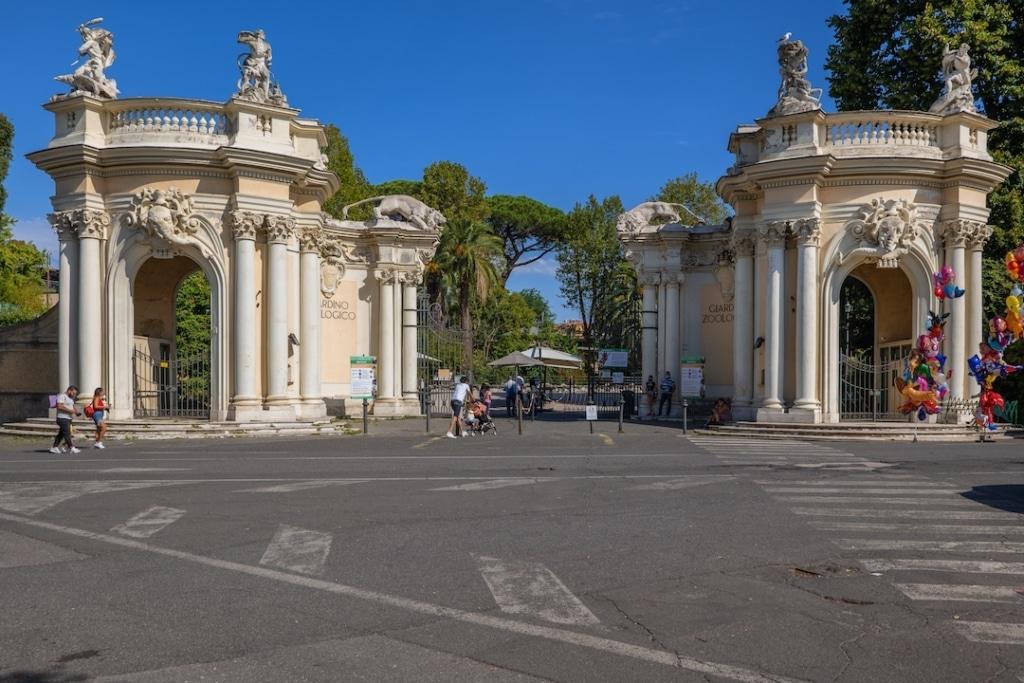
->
[428,218,503,379]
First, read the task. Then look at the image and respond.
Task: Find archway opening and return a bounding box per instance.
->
[132,256,211,418]
[838,265,914,420]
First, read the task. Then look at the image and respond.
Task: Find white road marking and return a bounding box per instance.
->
[777,496,979,507]
[0,481,180,515]
[259,524,333,576]
[809,522,1024,535]
[895,583,1024,603]
[792,508,1017,520]
[860,559,1024,575]
[792,462,896,470]
[765,487,957,495]
[474,554,600,627]
[111,506,185,539]
[956,622,1024,644]
[631,476,735,491]
[0,511,794,682]
[430,478,548,492]
[240,480,367,493]
[756,480,949,487]
[99,467,190,473]
[839,539,1024,553]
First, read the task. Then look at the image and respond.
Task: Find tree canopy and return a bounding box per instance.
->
[653,173,730,225]
[485,195,567,283]
[420,161,489,222]
[320,124,374,221]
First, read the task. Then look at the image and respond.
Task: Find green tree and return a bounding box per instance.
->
[428,217,503,376]
[174,270,211,403]
[653,172,730,224]
[0,113,12,217]
[374,179,423,198]
[556,195,639,374]
[517,288,555,326]
[825,0,1024,319]
[485,195,567,283]
[321,124,374,220]
[420,161,489,222]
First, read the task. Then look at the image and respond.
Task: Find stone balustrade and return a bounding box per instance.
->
[107,98,230,143]
[825,112,939,149]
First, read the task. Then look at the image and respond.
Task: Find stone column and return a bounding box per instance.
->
[50,214,78,391]
[967,223,992,391]
[376,269,395,401]
[401,272,420,401]
[640,272,659,417]
[264,215,295,408]
[392,272,403,398]
[229,211,262,417]
[664,275,681,410]
[656,281,666,378]
[75,210,110,400]
[943,220,969,401]
[298,228,325,419]
[759,221,787,412]
[731,234,754,415]
[793,219,821,417]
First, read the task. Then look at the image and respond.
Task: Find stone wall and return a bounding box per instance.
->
[0,307,58,421]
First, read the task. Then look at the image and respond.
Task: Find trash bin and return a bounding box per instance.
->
[621,390,635,419]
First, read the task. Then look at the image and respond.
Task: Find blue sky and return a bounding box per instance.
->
[3,0,845,320]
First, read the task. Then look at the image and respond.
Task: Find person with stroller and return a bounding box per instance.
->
[446,376,470,438]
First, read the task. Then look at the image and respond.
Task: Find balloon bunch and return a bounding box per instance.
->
[895,310,951,420]
[968,249,1024,430]
[934,265,965,300]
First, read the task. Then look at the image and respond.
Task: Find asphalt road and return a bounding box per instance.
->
[1,417,1024,682]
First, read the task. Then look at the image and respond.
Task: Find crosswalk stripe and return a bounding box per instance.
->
[755,480,949,487]
[895,584,1024,603]
[474,554,600,627]
[840,539,1024,553]
[860,559,1024,575]
[430,478,548,492]
[240,480,367,493]
[765,487,957,495]
[955,622,1024,644]
[110,506,185,539]
[0,481,180,516]
[777,496,979,507]
[810,522,1024,535]
[631,476,734,491]
[792,508,1017,520]
[259,524,332,576]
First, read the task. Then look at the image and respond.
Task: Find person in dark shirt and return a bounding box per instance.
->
[658,372,675,417]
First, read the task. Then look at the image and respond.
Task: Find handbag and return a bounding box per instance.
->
[84,403,95,418]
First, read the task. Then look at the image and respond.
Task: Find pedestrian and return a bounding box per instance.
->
[446,375,470,438]
[645,375,657,417]
[505,377,518,417]
[658,371,675,417]
[50,385,81,454]
[480,383,492,421]
[85,387,110,449]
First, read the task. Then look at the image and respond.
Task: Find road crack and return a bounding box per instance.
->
[599,595,685,670]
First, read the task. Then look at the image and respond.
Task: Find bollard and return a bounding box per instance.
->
[517,397,523,435]
[422,388,431,433]
[530,396,535,422]
[682,398,688,435]
[618,399,624,434]
[362,397,369,434]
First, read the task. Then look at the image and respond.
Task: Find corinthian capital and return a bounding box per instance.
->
[49,212,77,241]
[731,232,755,258]
[373,268,397,285]
[758,220,788,247]
[54,209,111,240]
[792,218,821,246]
[230,210,263,241]
[265,215,296,244]
[941,219,976,248]
[298,227,324,254]
[968,223,994,251]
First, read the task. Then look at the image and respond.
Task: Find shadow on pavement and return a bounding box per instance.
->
[0,673,88,683]
[961,485,1024,513]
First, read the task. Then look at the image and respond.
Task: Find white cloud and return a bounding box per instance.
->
[10,215,57,265]
[513,256,559,277]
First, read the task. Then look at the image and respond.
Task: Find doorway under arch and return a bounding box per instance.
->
[837,265,914,420]
[132,256,212,418]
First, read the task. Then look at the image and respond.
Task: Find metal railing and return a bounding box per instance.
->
[133,348,210,418]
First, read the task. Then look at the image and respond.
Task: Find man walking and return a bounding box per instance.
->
[446,376,470,438]
[658,371,675,417]
[51,385,81,454]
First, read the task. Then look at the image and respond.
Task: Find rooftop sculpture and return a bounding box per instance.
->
[766,33,822,118]
[54,18,119,100]
[930,43,978,115]
[236,29,287,106]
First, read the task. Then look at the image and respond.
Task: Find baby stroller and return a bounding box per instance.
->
[465,400,497,436]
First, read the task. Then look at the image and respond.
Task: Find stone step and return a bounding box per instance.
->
[0,419,353,441]
[705,424,1002,442]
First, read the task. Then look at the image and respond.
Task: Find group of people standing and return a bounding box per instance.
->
[645,371,677,417]
[50,385,110,453]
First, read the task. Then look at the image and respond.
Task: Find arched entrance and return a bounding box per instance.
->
[835,264,916,420]
[131,256,212,418]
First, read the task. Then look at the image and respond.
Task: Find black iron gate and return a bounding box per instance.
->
[133,347,210,418]
[839,353,903,421]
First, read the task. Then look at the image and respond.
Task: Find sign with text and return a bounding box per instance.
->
[585,404,598,421]
[350,355,376,399]
[702,303,733,325]
[679,357,705,398]
[598,348,628,368]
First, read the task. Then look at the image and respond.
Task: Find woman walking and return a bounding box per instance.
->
[86,387,110,449]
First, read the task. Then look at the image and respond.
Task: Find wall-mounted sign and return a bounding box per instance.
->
[598,348,628,367]
[679,356,705,398]
[322,298,356,320]
[350,355,376,399]
[702,303,733,324]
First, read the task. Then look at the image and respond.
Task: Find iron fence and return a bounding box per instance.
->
[133,348,210,418]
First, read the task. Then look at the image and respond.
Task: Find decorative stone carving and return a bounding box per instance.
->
[50,208,111,240]
[236,29,287,106]
[319,260,345,299]
[123,188,205,255]
[54,18,119,100]
[792,218,821,246]
[229,210,262,241]
[930,43,978,115]
[342,195,446,232]
[758,221,788,247]
[731,232,755,258]
[767,34,822,118]
[846,198,922,268]
[683,248,728,270]
[715,262,736,303]
[616,202,704,234]
[264,215,295,244]
[639,271,661,287]
[968,223,994,250]
[298,227,323,253]
[49,212,77,241]
[373,268,398,285]
[942,218,981,249]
